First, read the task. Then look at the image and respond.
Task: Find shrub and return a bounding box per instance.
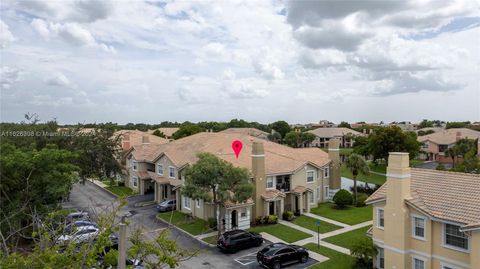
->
[103,249,118,266]
[356,193,368,207]
[208,218,217,229]
[267,215,278,224]
[333,189,353,209]
[118,181,125,187]
[255,216,264,225]
[436,163,446,171]
[351,238,377,269]
[282,211,294,221]
[350,184,379,195]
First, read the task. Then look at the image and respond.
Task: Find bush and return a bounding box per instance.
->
[118,181,125,187]
[436,163,446,171]
[255,216,264,225]
[208,218,217,229]
[333,189,353,208]
[351,238,377,269]
[350,184,379,195]
[267,215,278,224]
[282,211,294,221]
[356,193,368,207]
[103,249,118,266]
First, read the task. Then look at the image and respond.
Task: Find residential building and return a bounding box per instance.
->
[415,127,444,135]
[307,127,364,148]
[114,129,169,151]
[124,132,341,231]
[389,121,418,131]
[219,128,269,140]
[366,152,480,269]
[147,127,180,139]
[305,120,336,129]
[417,128,480,162]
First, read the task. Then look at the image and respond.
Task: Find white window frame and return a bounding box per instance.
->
[132,161,138,171]
[196,199,200,208]
[266,176,275,189]
[168,166,176,179]
[132,176,138,187]
[442,223,470,253]
[377,208,384,229]
[324,186,329,199]
[309,192,314,204]
[376,247,384,269]
[316,187,320,201]
[183,196,191,210]
[157,164,163,175]
[240,208,247,219]
[411,256,426,269]
[306,170,315,183]
[411,215,426,241]
[440,262,457,269]
[324,167,329,178]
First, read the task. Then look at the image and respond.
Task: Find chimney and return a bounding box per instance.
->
[384,152,411,269]
[328,139,341,189]
[142,135,150,145]
[252,141,266,218]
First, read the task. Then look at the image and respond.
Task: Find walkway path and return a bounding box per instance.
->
[304,212,349,228]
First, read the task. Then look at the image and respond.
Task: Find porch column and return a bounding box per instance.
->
[154,183,158,202]
[175,189,180,211]
[298,194,303,214]
[225,209,230,231]
[263,201,269,216]
[306,193,311,212]
[291,195,295,212]
[279,198,284,217]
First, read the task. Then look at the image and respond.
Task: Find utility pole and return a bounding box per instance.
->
[118,216,127,269]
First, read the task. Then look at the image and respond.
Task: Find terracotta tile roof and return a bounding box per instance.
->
[149,132,330,175]
[130,144,165,162]
[417,128,480,145]
[224,198,255,208]
[261,189,286,200]
[114,130,169,148]
[291,185,313,194]
[220,128,269,138]
[366,169,480,226]
[147,171,170,184]
[132,171,150,180]
[307,127,364,138]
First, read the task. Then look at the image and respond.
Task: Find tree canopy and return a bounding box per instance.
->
[269,121,291,139]
[284,131,315,148]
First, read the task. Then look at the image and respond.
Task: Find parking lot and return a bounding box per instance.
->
[214,240,318,269]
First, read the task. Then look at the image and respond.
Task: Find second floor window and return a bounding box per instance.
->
[157,164,163,175]
[132,161,137,171]
[412,216,426,239]
[169,167,175,178]
[444,224,469,250]
[377,208,384,228]
[266,176,274,189]
[377,247,384,269]
[413,258,425,269]
[306,171,315,183]
[324,167,329,178]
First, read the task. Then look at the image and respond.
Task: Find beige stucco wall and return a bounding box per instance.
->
[290,163,330,207]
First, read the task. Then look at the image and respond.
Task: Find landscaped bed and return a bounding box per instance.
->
[249,223,312,243]
[105,186,134,197]
[290,215,341,234]
[323,226,372,251]
[310,203,372,225]
[157,211,211,236]
[304,243,355,269]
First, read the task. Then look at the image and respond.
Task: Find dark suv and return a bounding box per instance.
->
[156,199,176,212]
[217,229,263,253]
[257,243,309,269]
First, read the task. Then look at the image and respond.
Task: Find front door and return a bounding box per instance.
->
[269,201,275,215]
[294,196,299,213]
[231,210,237,229]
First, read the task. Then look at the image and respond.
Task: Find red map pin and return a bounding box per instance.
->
[232,140,243,159]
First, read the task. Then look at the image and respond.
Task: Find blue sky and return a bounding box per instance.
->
[0,0,479,124]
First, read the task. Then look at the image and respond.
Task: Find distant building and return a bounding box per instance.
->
[219,128,269,140]
[114,130,169,151]
[307,127,364,148]
[350,122,381,128]
[389,122,418,131]
[305,120,336,128]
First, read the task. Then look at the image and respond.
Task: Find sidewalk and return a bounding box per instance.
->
[304,213,349,228]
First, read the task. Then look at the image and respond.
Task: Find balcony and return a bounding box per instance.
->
[275,175,291,192]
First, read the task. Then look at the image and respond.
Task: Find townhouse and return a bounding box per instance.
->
[366,152,480,269]
[417,128,480,162]
[114,129,169,151]
[219,127,270,140]
[124,132,341,231]
[307,127,364,148]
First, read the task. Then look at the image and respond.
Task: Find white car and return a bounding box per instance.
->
[58,225,99,244]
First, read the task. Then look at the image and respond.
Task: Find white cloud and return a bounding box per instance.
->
[0,66,22,89]
[45,72,72,87]
[0,20,15,48]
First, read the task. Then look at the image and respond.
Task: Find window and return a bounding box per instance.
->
[324,186,329,199]
[377,247,384,269]
[169,167,176,178]
[240,208,247,218]
[421,143,429,150]
[442,266,455,269]
[132,176,138,187]
[377,208,384,228]
[412,257,425,269]
[183,196,191,210]
[266,176,274,189]
[439,144,449,152]
[306,171,315,183]
[316,187,320,201]
[324,167,329,178]
[157,164,163,175]
[132,161,137,171]
[412,216,426,240]
[444,224,469,250]
[196,199,200,208]
[309,192,314,203]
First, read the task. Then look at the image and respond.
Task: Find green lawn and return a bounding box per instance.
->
[339,148,353,156]
[324,226,371,251]
[341,164,386,185]
[304,243,355,269]
[410,159,426,167]
[310,203,372,225]
[368,162,386,174]
[202,235,218,245]
[105,186,134,197]
[157,211,211,235]
[291,215,341,234]
[249,224,312,243]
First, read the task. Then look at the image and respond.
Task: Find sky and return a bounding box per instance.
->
[0,0,479,124]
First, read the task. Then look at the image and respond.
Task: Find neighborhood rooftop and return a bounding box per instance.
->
[219,128,269,138]
[307,127,364,138]
[417,128,480,144]
[366,168,480,227]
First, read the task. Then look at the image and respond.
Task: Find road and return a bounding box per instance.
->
[64,182,317,269]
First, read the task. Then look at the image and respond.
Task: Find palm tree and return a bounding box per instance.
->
[345,153,370,206]
[445,147,457,168]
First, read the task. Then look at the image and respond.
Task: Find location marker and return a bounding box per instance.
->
[232,140,243,159]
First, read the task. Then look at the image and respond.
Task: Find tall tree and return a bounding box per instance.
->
[367,127,420,163]
[152,129,166,138]
[171,123,204,140]
[344,154,369,206]
[269,121,291,139]
[182,153,253,236]
[284,131,315,148]
[338,121,351,128]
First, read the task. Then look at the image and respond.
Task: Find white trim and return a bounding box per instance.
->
[251,154,265,157]
[266,176,275,189]
[157,164,163,176]
[328,149,339,151]
[183,196,191,210]
[386,173,411,179]
[440,262,460,269]
[132,160,138,171]
[442,223,470,253]
[411,214,427,241]
[306,170,315,183]
[196,199,200,208]
[376,207,385,229]
[376,247,384,269]
[168,166,176,179]
[411,255,426,269]
[372,239,471,269]
[308,192,315,204]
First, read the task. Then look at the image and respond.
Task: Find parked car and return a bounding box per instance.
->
[58,225,99,244]
[67,211,89,223]
[156,199,176,212]
[257,243,309,269]
[65,220,98,234]
[217,229,263,253]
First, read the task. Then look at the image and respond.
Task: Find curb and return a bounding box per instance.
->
[155,215,216,248]
[87,180,119,199]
